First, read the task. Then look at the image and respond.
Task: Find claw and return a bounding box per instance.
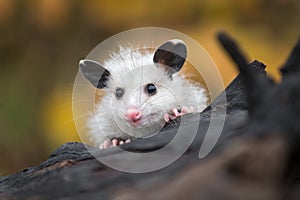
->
[164,113,170,122]
[172,108,180,117]
[164,106,195,122]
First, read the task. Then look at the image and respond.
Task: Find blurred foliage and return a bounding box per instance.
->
[0,0,299,175]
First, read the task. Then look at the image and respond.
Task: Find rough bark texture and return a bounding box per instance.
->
[0,33,299,200]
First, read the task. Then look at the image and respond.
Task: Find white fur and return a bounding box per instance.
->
[87,46,208,146]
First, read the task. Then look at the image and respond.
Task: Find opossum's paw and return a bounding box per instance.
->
[99,138,132,149]
[163,106,194,122]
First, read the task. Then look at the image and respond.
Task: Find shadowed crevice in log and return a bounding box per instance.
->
[0,32,300,200]
[280,38,300,76]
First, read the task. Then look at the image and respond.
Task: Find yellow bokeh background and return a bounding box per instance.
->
[0,0,299,175]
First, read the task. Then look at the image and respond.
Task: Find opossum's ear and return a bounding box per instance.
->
[79,59,110,88]
[153,39,187,74]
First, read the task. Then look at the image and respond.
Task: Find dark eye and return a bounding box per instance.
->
[145,83,157,95]
[115,87,124,99]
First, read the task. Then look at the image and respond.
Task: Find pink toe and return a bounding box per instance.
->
[172,108,180,117]
[164,113,170,122]
[103,140,111,149]
[112,139,119,146]
[125,139,131,143]
[181,106,190,114]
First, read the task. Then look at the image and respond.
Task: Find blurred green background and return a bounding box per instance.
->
[0,0,299,175]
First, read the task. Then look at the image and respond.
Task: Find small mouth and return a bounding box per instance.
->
[125,118,142,127]
[149,113,159,118]
[130,119,141,127]
[130,122,140,127]
[125,113,159,127]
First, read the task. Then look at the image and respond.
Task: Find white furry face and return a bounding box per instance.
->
[103,63,182,135]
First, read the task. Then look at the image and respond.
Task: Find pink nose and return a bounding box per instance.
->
[125,108,142,123]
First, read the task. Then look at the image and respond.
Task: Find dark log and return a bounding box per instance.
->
[0,33,299,200]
